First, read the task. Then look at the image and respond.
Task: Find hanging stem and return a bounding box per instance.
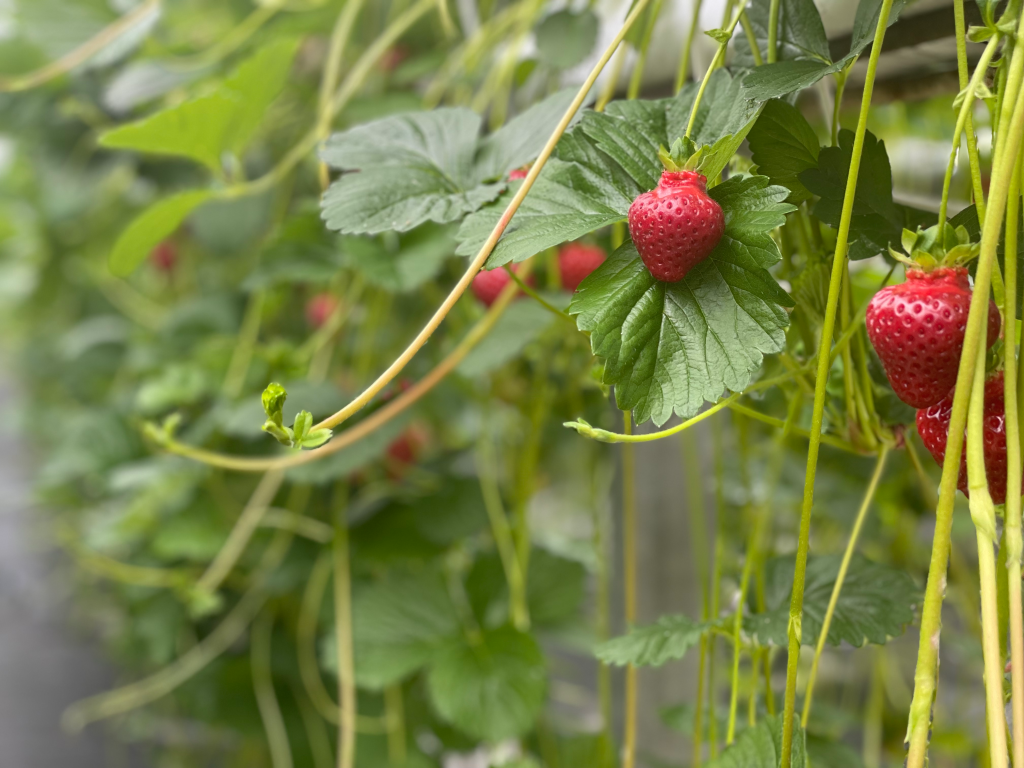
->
[767,0,781,63]
[627,0,666,99]
[253,610,295,768]
[966,305,1009,767]
[622,412,639,768]
[953,0,989,216]
[707,419,726,759]
[684,2,746,138]
[906,9,1024,762]
[333,495,357,768]
[801,445,890,727]
[683,430,712,767]
[1006,149,1024,766]
[675,0,705,91]
[779,0,895,763]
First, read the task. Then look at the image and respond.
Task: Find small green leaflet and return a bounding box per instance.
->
[570,175,795,426]
[747,99,820,202]
[595,614,711,667]
[427,626,546,742]
[744,554,919,647]
[741,0,906,101]
[319,88,581,236]
[100,39,299,172]
[108,190,212,276]
[707,716,807,768]
[457,70,763,268]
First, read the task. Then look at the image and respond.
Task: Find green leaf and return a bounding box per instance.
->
[569,175,795,426]
[100,39,299,172]
[800,128,904,260]
[595,614,710,667]
[744,555,919,647]
[747,99,821,202]
[733,0,831,67]
[346,569,462,690]
[341,224,455,294]
[707,716,807,768]
[467,548,586,629]
[456,300,556,377]
[108,190,212,276]
[849,0,907,58]
[534,10,598,70]
[427,626,546,741]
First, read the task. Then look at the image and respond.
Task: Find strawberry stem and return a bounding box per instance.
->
[779,0,895,763]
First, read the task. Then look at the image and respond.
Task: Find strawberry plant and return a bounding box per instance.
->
[3,0,1024,767]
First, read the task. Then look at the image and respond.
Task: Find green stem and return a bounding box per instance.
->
[1006,148,1024,767]
[708,420,726,759]
[298,552,342,723]
[767,0,781,63]
[333,495,357,768]
[936,33,1000,226]
[831,70,848,146]
[684,3,745,139]
[967,303,1008,767]
[504,265,573,321]
[622,412,639,768]
[594,450,614,742]
[223,290,265,398]
[740,10,764,66]
[684,430,711,767]
[779,1,895,763]
[801,445,890,727]
[385,686,407,766]
[675,0,705,91]
[627,0,666,99]
[906,10,1024,763]
[253,610,295,768]
[954,0,989,218]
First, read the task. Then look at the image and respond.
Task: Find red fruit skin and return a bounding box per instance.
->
[386,424,428,478]
[305,293,339,329]
[866,268,1001,408]
[627,171,725,282]
[916,372,1009,503]
[150,241,177,273]
[508,167,529,180]
[558,242,606,291]
[471,265,533,308]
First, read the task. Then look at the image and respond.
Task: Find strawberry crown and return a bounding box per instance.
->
[657,136,708,174]
[888,221,981,270]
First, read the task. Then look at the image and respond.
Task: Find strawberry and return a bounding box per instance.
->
[866,267,1000,408]
[386,423,428,478]
[471,265,532,308]
[916,372,1009,503]
[305,292,339,329]
[558,242,606,291]
[627,170,725,282]
[150,241,177,273]
[508,167,529,180]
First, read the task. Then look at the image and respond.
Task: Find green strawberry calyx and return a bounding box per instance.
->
[888,222,981,270]
[657,137,708,175]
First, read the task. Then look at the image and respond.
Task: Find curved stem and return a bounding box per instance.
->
[1006,148,1024,766]
[906,11,1024,764]
[628,0,666,99]
[253,610,295,768]
[685,3,745,139]
[779,1,895,763]
[936,33,1000,226]
[725,403,861,454]
[801,445,890,727]
[298,552,341,723]
[622,412,639,768]
[0,0,160,92]
[675,0,705,91]
[310,0,654,434]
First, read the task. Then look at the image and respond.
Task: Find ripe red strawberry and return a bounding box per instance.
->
[627,171,725,282]
[916,372,1009,503]
[305,292,339,329]
[386,424,428,478]
[508,167,529,180]
[866,268,1000,408]
[150,241,177,273]
[558,242,606,291]
[471,265,533,308]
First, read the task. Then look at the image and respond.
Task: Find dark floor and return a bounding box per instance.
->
[0,380,116,768]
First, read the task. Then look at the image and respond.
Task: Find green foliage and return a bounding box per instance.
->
[427,626,546,741]
[100,39,300,172]
[456,300,556,377]
[595,614,711,667]
[108,190,212,276]
[320,88,579,235]
[570,176,795,426]
[707,716,807,767]
[745,554,919,647]
[534,10,598,70]
[747,99,821,202]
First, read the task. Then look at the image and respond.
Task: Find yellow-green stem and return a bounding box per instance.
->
[334,498,356,768]
[675,0,705,91]
[767,0,781,63]
[779,0,895,763]
[801,445,890,727]
[253,610,295,768]
[684,428,711,766]
[622,412,638,768]
[684,3,745,139]
[954,0,989,217]
[628,0,666,99]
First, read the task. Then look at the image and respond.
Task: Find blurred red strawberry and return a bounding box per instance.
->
[150,241,177,273]
[558,242,606,291]
[306,293,339,329]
